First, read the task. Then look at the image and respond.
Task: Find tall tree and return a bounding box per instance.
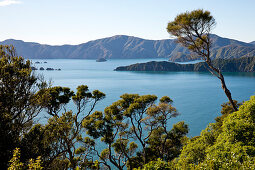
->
[0,45,46,169]
[41,85,105,169]
[167,9,238,111]
[83,94,188,169]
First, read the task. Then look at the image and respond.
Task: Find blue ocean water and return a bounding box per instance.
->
[32,59,255,137]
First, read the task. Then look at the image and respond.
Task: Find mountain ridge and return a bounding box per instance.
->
[1,34,255,61]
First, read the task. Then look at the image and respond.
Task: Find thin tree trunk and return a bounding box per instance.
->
[205,59,238,112]
[219,73,238,111]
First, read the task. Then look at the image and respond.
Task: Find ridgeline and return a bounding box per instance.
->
[1,34,255,61]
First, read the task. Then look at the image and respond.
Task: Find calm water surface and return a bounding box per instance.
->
[33,59,255,137]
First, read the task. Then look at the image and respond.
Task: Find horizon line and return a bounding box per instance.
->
[0,34,252,46]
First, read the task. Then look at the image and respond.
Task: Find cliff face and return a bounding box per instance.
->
[115,56,255,72]
[1,35,255,61]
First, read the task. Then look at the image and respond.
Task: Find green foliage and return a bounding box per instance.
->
[28,156,43,170]
[43,108,101,168]
[0,45,46,169]
[41,86,74,116]
[214,100,242,132]
[20,124,51,165]
[134,158,173,170]
[167,9,215,57]
[83,94,188,169]
[8,148,24,170]
[0,46,105,169]
[39,84,105,169]
[175,96,255,169]
[220,100,241,115]
[167,9,238,112]
[8,148,43,170]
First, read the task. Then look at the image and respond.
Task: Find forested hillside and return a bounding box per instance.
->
[115,56,255,72]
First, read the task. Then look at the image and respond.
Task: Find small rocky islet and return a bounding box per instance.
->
[96,58,107,62]
[31,67,61,71]
[32,61,61,71]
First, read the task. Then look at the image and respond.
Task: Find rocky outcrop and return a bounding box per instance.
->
[96,58,107,62]
[46,68,54,71]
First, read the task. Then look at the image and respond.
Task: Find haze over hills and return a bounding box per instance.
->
[250,41,255,45]
[1,34,255,61]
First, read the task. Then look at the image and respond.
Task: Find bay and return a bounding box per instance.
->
[32,58,255,137]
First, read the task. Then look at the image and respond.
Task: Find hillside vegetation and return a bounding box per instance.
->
[115,56,255,72]
[140,97,255,169]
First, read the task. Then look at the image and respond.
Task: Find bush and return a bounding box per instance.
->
[175,96,255,169]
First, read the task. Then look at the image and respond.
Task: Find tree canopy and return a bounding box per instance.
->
[167,9,238,111]
[83,94,188,169]
[1,45,187,169]
[174,96,255,169]
[0,45,47,169]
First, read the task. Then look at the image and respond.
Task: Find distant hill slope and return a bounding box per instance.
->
[115,56,255,72]
[1,35,255,61]
[250,41,255,45]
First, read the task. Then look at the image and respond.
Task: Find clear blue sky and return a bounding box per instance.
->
[1,0,255,45]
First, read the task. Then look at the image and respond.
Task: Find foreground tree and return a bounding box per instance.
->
[83,94,188,169]
[167,9,238,111]
[0,45,105,169]
[174,96,255,169]
[0,45,46,169]
[40,85,105,169]
[8,148,43,170]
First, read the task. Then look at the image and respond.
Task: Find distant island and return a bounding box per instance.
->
[34,61,47,64]
[96,58,107,62]
[31,67,61,71]
[115,56,255,72]
[1,34,255,61]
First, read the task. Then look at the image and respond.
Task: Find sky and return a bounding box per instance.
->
[0,0,255,45]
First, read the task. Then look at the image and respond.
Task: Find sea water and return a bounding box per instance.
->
[32,58,255,137]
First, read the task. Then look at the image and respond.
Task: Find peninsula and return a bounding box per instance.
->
[115,56,255,72]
